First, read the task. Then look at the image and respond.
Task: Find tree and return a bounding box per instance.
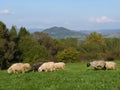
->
[84,32,105,45]
[79,32,106,60]
[104,38,120,60]
[56,47,80,62]
[33,32,60,59]
[60,37,79,48]
[9,25,18,41]
[9,26,20,63]
[0,21,9,69]
[0,21,20,69]
[18,33,48,63]
[18,27,30,37]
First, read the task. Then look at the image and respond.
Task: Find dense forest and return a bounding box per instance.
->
[0,21,120,70]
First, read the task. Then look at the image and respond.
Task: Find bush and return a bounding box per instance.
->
[56,47,80,62]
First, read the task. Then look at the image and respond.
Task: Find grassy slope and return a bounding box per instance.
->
[0,61,120,90]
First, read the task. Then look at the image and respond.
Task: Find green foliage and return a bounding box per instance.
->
[0,21,9,39]
[57,47,80,62]
[1,21,120,66]
[104,38,120,60]
[60,37,79,48]
[84,32,105,45]
[18,35,48,63]
[18,27,30,37]
[79,43,105,60]
[78,32,106,60]
[0,21,18,69]
[105,38,120,52]
[9,26,18,41]
[33,32,61,58]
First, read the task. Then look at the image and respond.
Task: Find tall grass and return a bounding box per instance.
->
[0,61,120,90]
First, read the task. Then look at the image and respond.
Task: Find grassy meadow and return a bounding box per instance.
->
[0,61,120,90]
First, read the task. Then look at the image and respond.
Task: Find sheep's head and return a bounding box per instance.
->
[7,68,12,74]
[87,63,91,67]
[24,63,31,69]
[31,66,37,71]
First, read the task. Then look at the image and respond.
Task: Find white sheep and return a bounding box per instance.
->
[54,62,65,70]
[7,63,31,74]
[87,60,106,70]
[23,63,31,71]
[38,62,55,72]
[7,63,25,74]
[105,61,117,70]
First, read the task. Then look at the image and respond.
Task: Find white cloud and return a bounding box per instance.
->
[89,16,116,23]
[0,9,14,15]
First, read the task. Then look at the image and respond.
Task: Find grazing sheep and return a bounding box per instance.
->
[87,60,106,70]
[7,63,31,74]
[38,62,55,72]
[23,63,31,71]
[28,62,43,72]
[105,61,116,70]
[54,62,65,70]
[7,63,25,74]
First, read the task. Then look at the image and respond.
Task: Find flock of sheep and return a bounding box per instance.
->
[87,60,117,70]
[7,62,65,74]
[7,60,117,74]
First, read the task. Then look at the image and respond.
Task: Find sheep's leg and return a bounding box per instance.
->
[44,69,47,72]
[15,70,18,74]
[62,67,65,70]
[51,68,54,72]
[14,70,18,73]
[52,68,55,72]
[54,68,56,72]
[21,68,25,74]
[22,70,25,74]
[103,66,106,70]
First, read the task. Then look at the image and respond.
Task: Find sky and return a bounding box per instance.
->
[0,0,120,31]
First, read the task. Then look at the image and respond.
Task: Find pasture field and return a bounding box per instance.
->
[0,61,120,90]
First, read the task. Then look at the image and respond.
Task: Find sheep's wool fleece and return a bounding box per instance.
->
[90,61,105,67]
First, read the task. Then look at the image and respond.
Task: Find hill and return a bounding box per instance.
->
[42,26,86,39]
[30,27,120,39]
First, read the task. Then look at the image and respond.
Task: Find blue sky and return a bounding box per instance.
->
[0,0,120,31]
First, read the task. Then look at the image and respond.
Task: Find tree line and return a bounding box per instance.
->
[0,21,120,70]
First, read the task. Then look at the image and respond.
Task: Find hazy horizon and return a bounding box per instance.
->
[0,0,120,31]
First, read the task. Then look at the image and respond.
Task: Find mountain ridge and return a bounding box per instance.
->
[42,26,86,39]
[30,26,120,39]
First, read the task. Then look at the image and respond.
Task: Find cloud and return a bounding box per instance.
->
[0,9,14,15]
[89,16,116,23]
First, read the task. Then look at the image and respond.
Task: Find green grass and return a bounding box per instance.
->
[0,61,120,90]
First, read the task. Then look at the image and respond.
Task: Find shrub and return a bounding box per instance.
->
[56,47,80,62]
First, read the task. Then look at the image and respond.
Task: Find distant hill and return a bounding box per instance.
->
[104,33,120,38]
[96,29,120,38]
[30,27,120,39]
[96,29,120,35]
[42,26,87,39]
[79,29,120,38]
